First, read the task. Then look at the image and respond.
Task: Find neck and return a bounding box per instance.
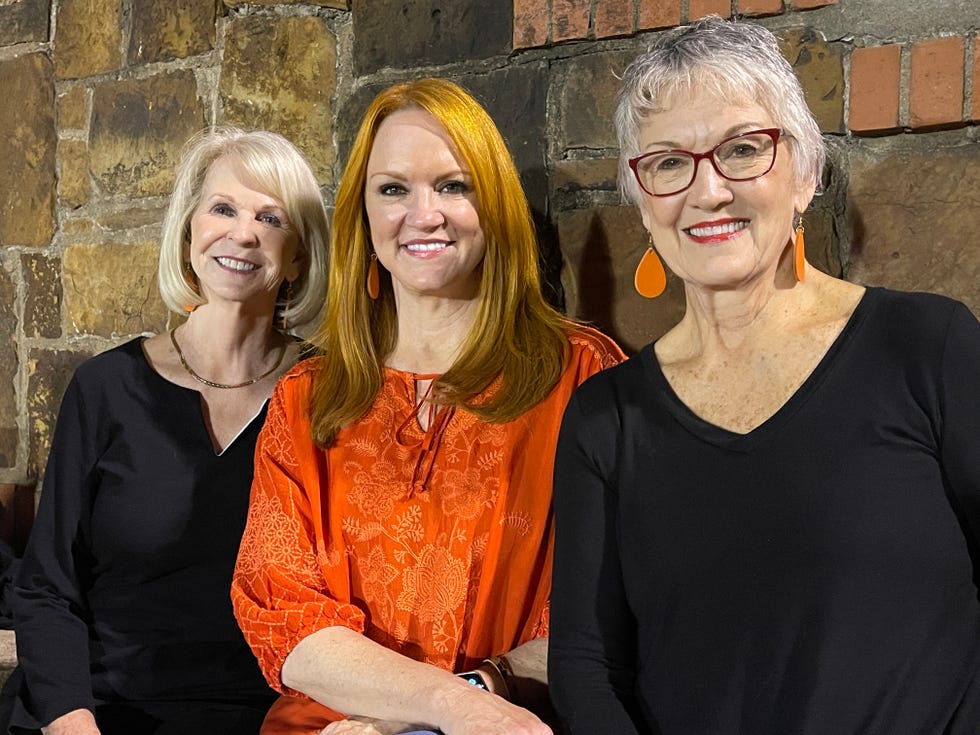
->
[385,294,480,374]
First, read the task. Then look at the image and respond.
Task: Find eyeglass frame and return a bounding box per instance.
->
[627,128,786,198]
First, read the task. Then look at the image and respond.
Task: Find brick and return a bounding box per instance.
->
[64,242,168,337]
[848,45,901,133]
[558,50,637,151]
[0,0,49,46]
[129,0,216,65]
[28,348,93,477]
[0,54,56,248]
[846,143,980,317]
[739,0,783,17]
[595,0,634,38]
[58,86,88,130]
[22,253,62,340]
[221,15,337,184]
[90,70,204,198]
[54,0,122,80]
[638,0,681,30]
[791,0,837,8]
[352,0,510,74]
[58,139,90,209]
[973,37,980,122]
[0,262,16,468]
[552,0,590,43]
[909,36,965,129]
[779,28,845,133]
[223,0,348,6]
[513,0,548,49]
[689,0,732,21]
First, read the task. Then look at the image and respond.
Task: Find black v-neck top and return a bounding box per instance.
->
[550,288,980,735]
[11,338,276,726]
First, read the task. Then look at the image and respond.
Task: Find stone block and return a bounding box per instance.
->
[557,49,636,151]
[58,86,88,131]
[28,348,94,477]
[595,0,634,38]
[846,142,980,315]
[848,45,901,133]
[791,0,838,7]
[129,0,216,65]
[97,205,168,232]
[552,158,620,194]
[0,54,56,248]
[514,0,548,49]
[909,37,965,130]
[90,70,204,198]
[221,15,337,184]
[23,253,63,339]
[352,0,510,74]
[54,0,123,80]
[64,242,168,337]
[779,28,845,134]
[223,0,348,5]
[552,0,590,43]
[0,0,49,45]
[0,263,17,468]
[638,0,681,30]
[58,139,90,209]
[558,206,687,354]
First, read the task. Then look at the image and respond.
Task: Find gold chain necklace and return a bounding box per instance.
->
[170,327,286,390]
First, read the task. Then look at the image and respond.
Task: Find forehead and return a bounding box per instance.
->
[200,155,280,204]
[638,92,774,149]
[368,109,463,164]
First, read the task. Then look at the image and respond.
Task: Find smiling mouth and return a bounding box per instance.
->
[685,221,749,238]
[216,257,259,272]
[404,242,448,253]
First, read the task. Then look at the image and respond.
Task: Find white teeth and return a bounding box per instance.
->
[687,221,748,237]
[405,242,447,253]
[216,257,258,271]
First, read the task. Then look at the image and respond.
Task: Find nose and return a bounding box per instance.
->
[228,214,259,244]
[405,189,445,229]
[688,156,734,207]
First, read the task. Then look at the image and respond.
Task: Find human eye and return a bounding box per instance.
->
[210,202,235,217]
[719,135,768,160]
[257,211,284,228]
[651,154,691,172]
[438,179,469,195]
[378,182,407,196]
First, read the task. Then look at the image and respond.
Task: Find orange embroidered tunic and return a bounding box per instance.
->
[231,327,623,728]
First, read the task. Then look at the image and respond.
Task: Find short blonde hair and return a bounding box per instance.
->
[158,127,329,328]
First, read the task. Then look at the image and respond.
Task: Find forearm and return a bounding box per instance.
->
[494,638,551,715]
[42,708,100,735]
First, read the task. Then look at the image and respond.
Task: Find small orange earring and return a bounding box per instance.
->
[794,219,806,282]
[366,253,380,300]
[634,243,667,298]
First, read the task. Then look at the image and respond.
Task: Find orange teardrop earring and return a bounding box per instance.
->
[634,240,667,298]
[794,218,806,282]
[366,252,380,300]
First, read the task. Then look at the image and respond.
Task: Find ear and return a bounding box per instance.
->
[285,250,303,284]
[793,174,818,215]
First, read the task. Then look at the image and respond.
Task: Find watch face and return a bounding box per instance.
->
[458,671,489,690]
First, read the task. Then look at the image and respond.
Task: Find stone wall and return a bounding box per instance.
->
[0,0,978,487]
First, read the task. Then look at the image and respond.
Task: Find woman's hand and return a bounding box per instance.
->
[321,716,432,735]
[434,684,553,735]
[42,709,101,735]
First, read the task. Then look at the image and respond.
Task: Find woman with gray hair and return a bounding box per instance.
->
[549,16,980,735]
[7,127,329,735]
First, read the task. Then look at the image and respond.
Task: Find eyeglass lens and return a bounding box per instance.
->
[635,131,778,196]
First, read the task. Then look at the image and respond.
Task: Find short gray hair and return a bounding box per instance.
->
[158,126,329,328]
[615,16,825,206]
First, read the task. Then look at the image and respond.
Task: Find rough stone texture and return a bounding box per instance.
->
[689,0,732,21]
[352,0,511,74]
[58,139,90,210]
[848,45,901,133]
[638,0,681,30]
[553,159,620,197]
[0,54,56,248]
[909,37,965,129]
[595,0,633,38]
[28,348,93,477]
[514,0,549,48]
[0,263,18,468]
[90,70,204,199]
[792,0,838,8]
[221,15,337,183]
[559,206,687,354]
[779,28,845,134]
[23,253,63,340]
[552,0,590,43]
[558,49,636,152]
[0,0,49,45]
[847,142,980,315]
[64,242,168,337]
[129,0,216,65]
[97,205,168,232]
[53,0,123,80]
[223,0,348,5]
[58,86,88,130]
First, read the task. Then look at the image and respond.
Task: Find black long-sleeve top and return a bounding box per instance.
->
[10,338,275,728]
[550,288,980,734]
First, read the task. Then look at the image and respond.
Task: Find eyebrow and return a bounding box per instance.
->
[642,122,771,151]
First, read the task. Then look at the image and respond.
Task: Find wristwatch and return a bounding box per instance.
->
[457,670,490,690]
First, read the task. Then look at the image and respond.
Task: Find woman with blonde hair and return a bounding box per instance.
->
[232,78,623,735]
[9,127,329,735]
